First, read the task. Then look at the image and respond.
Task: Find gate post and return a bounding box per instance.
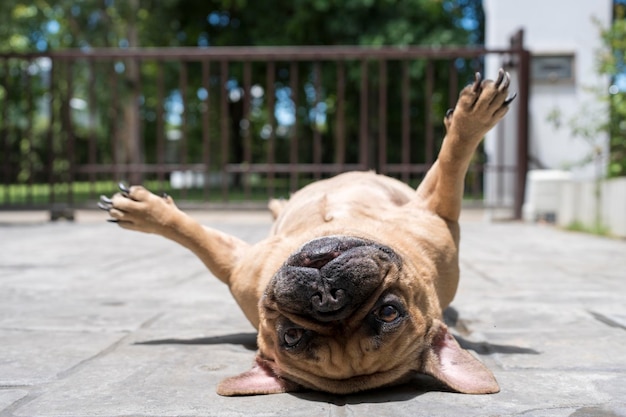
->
[511,30,531,219]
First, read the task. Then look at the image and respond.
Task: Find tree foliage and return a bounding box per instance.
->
[0,0,181,51]
[0,0,485,193]
[597,0,626,176]
[0,0,483,51]
[547,1,626,178]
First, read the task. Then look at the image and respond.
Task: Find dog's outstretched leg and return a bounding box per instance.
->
[415,70,515,222]
[99,184,249,285]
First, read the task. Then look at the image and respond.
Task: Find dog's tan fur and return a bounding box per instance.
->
[104,71,513,396]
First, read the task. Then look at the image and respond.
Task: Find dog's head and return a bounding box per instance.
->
[218,236,498,396]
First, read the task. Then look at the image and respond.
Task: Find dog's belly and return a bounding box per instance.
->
[234,170,459,329]
[270,172,415,236]
[269,171,461,311]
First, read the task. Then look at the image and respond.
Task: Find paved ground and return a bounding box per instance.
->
[0,209,625,417]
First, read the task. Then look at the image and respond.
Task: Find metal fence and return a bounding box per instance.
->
[0,30,529,218]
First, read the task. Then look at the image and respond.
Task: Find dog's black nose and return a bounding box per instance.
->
[311,288,346,314]
[268,236,402,323]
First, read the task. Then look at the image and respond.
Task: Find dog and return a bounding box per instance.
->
[99,70,515,396]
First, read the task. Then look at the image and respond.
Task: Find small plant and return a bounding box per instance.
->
[566,220,612,237]
[547,12,626,179]
[545,12,626,237]
[596,10,626,178]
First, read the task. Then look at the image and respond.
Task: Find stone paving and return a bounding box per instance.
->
[0,210,625,417]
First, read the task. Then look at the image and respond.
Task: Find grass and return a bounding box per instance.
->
[565,220,612,237]
[1,176,479,209]
[0,179,304,208]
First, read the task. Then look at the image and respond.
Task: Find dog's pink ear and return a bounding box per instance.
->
[421,321,500,394]
[217,358,301,396]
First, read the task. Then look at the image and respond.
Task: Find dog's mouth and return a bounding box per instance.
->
[266,236,401,322]
[286,236,375,266]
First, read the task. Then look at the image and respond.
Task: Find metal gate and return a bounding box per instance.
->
[0,30,529,218]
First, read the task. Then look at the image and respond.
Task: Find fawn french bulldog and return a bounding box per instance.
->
[100,70,515,396]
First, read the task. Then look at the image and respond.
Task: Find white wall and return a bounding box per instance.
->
[482,0,612,219]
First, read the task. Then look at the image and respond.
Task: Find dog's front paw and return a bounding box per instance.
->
[445,69,516,141]
[98,183,179,234]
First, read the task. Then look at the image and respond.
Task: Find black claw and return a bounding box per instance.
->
[502,72,511,89]
[495,68,505,86]
[100,195,112,204]
[107,218,119,223]
[97,201,112,211]
[118,182,130,195]
[472,72,482,92]
[162,192,169,199]
[503,92,518,106]
[445,108,454,118]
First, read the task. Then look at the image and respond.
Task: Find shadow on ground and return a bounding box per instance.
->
[131,307,541,406]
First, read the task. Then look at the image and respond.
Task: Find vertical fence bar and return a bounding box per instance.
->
[267,61,276,197]
[88,59,97,198]
[124,56,142,185]
[201,59,211,200]
[220,60,229,201]
[47,58,56,205]
[496,114,505,206]
[179,61,188,199]
[134,57,143,185]
[401,60,410,183]
[448,59,459,110]
[137,58,145,185]
[25,59,34,205]
[378,59,388,174]
[313,61,322,179]
[425,60,434,166]
[9,61,19,205]
[111,62,121,184]
[335,61,346,171]
[242,60,252,199]
[359,60,369,170]
[156,61,165,190]
[13,60,21,205]
[64,59,75,206]
[1,59,8,204]
[515,39,531,219]
[289,61,299,192]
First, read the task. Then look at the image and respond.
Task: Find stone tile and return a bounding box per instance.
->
[13,342,329,417]
[1,217,626,416]
[0,390,28,412]
[0,329,125,386]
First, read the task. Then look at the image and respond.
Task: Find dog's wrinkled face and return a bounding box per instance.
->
[257,235,435,393]
[269,236,403,323]
[216,235,499,396]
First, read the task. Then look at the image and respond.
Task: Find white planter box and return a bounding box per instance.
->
[603,177,626,237]
[523,170,572,222]
[524,169,626,237]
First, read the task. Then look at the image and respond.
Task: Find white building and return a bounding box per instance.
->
[482,0,613,220]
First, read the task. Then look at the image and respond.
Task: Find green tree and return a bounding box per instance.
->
[598,1,626,177]
[0,0,183,51]
[165,0,482,47]
[1,0,484,195]
[162,0,485,173]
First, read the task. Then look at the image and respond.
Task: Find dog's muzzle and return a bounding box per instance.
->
[267,236,401,322]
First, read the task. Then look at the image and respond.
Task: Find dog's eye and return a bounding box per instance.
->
[375,305,399,323]
[283,328,304,347]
